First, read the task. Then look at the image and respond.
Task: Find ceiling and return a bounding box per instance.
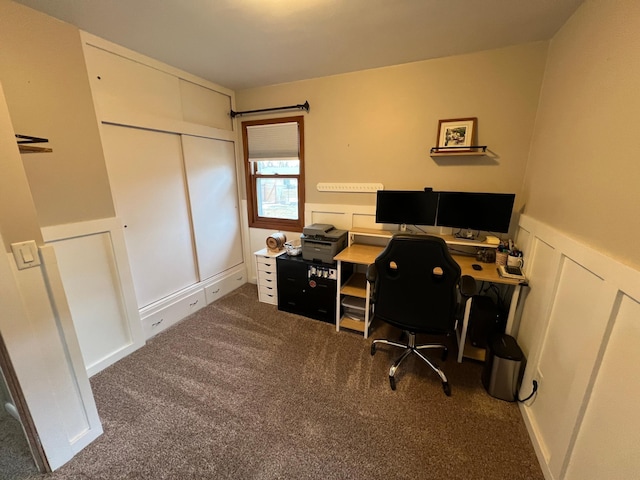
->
[14,0,584,91]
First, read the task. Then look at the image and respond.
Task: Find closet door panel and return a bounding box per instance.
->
[182,135,243,280]
[102,125,197,307]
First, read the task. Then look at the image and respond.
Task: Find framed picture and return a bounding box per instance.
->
[436,117,477,152]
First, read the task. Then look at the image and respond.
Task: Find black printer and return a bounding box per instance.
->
[300,223,348,264]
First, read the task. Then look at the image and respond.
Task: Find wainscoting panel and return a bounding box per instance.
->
[514,236,557,362]
[563,293,640,479]
[2,247,103,469]
[533,258,616,477]
[515,215,640,480]
[42,218,144,377]
[304,203,377,231]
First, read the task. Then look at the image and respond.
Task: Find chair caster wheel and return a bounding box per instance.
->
[441,348,448,361]
[389,375,396,390]
[371,343,376,356]
[442,382,451,396]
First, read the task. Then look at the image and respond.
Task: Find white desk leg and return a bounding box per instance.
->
[457,296,473,363]
[505,284,522,336]
[364,280,371,339]
[335,260,342,333]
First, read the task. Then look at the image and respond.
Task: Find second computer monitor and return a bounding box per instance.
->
[436,192,515,233]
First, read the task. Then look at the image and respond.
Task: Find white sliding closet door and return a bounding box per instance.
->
[182,135,243,280]
[101,124,197,308]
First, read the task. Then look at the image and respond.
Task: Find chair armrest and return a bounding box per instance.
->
[459,275,477,298]
[366,263,377,284]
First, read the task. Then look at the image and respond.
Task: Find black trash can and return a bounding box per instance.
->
[482,334,523,402]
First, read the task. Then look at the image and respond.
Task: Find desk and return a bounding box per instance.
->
[334,239,525,362]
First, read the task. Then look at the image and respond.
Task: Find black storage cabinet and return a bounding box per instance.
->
[276,255,340,324]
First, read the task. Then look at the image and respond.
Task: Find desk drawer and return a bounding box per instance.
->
[256,255,278,270]
[259,275,277,290]
[258,286,278,305]
[257,269,277,283]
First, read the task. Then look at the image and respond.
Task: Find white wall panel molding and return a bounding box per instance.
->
[518,215,639,299]
[515,214,640,480]
[1,247,102,470]
[42,218,144,376]
[304,202,377,231]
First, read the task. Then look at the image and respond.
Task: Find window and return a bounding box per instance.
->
[242,116,305,231]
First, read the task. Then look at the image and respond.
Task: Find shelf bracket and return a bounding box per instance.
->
[16,134,52,154]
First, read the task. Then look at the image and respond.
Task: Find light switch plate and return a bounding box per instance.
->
[11,240,41,270]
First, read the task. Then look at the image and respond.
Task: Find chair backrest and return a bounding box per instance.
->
[372,234,461,333]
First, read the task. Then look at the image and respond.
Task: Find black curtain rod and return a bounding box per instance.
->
[230,101,309,118]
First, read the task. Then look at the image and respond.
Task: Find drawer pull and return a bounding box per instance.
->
[212,288,220,294]
[190,300,199,307]
[236,276,243,281]
[152,318,164,328]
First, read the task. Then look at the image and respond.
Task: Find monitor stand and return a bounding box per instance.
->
[454,229,485,243]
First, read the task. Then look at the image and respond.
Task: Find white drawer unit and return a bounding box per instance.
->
[204,266,247,304]
[141,288,206,339]
[140,264,247,340]
[254,248,285,305]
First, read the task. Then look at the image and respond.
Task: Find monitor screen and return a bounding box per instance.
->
[375,190,439,226]
[436,192,515,233]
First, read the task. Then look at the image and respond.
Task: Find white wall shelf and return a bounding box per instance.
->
[429,146,487,156]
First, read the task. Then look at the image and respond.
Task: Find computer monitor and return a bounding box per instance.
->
[436,192,515,234]
[375,190,439,226]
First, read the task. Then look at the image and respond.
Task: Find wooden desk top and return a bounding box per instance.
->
[334,244,384,264]
[334,244,522,286]
[453,253,522,285]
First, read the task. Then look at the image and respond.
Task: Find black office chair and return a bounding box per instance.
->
[367,234,475,395]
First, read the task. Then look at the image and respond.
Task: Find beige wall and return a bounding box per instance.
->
[0,1,114,227]
[0,83,43,251]
[237,42,549,214]
[523,0,640,270]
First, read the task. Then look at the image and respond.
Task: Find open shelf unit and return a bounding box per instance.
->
[334,242,383,337]
[341,272,367,298]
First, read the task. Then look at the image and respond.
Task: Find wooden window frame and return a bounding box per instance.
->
[242,116,305,232]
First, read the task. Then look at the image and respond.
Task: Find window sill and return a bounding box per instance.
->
[249,218,303,233]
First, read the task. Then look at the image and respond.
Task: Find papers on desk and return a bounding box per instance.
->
[497,265,526,281]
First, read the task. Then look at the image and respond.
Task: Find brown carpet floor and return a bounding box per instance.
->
[18,283,543,480]
[1,403,39,479]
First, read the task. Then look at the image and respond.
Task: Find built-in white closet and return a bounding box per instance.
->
[101,126,199,308]
[43,32,247,372]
